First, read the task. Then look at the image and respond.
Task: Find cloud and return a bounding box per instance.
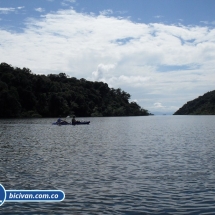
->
[151,102,180,114]
[154,15,163,19]
[92,64,115,81]
[18,6,25,10]
[62,0,76,6]
[154,102,165,108]
[65,0,76,2]
[106,75,152,88]
[0,6,24,14]
[35,8,45,13]
[200,20,215,25]
[0,7,16,14]
[99,9,113,16]
[0,8,215,113]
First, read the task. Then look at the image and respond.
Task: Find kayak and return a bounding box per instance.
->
[52,121,90,125]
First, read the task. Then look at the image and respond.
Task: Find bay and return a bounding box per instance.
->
[0,116,215,214]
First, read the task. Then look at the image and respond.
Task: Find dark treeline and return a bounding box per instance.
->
[0,62,151,118]
[174,90,215,115]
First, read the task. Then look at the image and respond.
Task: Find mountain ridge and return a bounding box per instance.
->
[0,62,151,118]
[174,90,215,115]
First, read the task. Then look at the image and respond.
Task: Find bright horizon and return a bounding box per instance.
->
[1,0,215,114]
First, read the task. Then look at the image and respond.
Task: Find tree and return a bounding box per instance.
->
[0,62,151,117]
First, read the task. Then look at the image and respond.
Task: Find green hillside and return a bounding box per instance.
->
[174,90,215,115]
[0,62,151,118]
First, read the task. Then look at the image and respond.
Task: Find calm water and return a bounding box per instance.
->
[0,116,215,214]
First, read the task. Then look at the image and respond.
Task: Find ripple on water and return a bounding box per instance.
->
[0,116,215,214]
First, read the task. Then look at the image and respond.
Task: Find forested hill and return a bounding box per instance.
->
[174,90,215,115]
[0,62,151,118]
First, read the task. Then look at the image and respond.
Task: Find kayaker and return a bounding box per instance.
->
[57,118,62,125]
[72,115,80,125]
[57,118,68,125]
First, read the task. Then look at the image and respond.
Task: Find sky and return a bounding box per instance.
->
[0,0,215,114]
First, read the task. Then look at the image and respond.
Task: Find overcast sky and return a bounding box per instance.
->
[0,0,215,114]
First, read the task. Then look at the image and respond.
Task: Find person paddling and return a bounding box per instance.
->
[57,118,62,125]
[57,118,69,125]
[72,115,80,125]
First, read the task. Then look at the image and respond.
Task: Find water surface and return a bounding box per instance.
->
[0,116,215,214]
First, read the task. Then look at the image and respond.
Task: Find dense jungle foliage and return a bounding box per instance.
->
[0,62,151,118]
[174,90,215,115]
